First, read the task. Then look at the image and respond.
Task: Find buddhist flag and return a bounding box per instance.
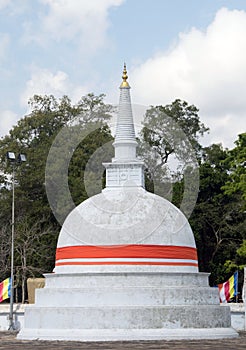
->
[0,278,11,303]
[218,271,238,303]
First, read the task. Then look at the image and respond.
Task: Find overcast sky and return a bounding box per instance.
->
[0,0,246,148]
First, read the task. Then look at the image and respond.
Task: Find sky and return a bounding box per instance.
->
[0,0,246,149]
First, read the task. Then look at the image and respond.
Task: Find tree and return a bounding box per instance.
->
[220,133,246,290]
[140,99,208,185]
[76,93,113,126]
[222,133,246,209]
[0,93,114,219]
[14,219,54,304]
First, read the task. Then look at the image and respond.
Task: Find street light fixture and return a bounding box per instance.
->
[6,151,26,331]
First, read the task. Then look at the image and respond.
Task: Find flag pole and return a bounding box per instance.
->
[243,267,246,331]
[9,166,15,330]
[236,270,239,303]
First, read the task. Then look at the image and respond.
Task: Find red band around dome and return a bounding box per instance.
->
[55,244,198,267]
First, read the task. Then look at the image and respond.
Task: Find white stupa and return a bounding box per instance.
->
[18,65,238,341]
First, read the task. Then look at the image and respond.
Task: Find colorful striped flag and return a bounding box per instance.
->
[218,271,238,303]
[0,278,11,303]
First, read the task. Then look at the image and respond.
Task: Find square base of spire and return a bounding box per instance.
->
[103,162,145,188]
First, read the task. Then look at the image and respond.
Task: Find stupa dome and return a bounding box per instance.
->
[55,186,198,273]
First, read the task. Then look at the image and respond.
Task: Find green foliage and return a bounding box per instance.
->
[224,240,246,272]
[237,239,246,260]
[139,99,209,196]
[69,127,113,205]
[222,133,246,209]
[157,99,209,149]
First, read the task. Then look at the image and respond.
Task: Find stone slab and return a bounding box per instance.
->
[35,286,219,306]
[18,327,238,341]
[23,305,231,329]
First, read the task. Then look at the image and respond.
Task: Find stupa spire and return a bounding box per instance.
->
[113,63,137,160]
[103,64,145,188]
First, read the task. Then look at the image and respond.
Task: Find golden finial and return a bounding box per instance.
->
[120,63,130,88]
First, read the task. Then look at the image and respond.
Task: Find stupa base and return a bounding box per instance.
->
[18,271,238,341]
[18,327,238,341]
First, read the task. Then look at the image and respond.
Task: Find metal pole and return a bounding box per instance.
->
[236,270,239,303]
[9,167,15,331]
[243,267,246,331]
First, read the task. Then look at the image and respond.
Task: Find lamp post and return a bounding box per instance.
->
[6,152,26,331]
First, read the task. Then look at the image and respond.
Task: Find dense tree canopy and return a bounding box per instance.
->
[139,99,209,182]
[222,133,246,208]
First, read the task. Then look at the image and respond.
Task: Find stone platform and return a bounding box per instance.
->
[18,271,238,341]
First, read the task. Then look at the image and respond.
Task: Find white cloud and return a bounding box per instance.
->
[0,0,11,10]
[0,33,9,61]
[20,66,89,108]
[0,0,31,14]
[0,109,18,137]
[24,0,124,52]
[130,8,246,148]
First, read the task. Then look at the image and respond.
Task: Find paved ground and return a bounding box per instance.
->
[0,331,245,350]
